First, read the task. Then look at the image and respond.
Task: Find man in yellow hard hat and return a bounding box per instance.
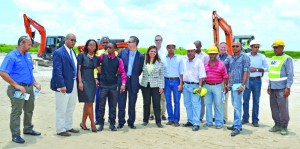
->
[203,46,228,129]
[268,39,294,135]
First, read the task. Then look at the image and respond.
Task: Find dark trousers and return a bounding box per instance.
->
[95,73,111,122]
[270,89,290,127]
[98,87,118,126]
[118,78,138,126]
[7,85,35,137]
[141,83,161,124]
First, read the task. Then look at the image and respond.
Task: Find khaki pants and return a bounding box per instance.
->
[150,93,166,116]
[7,85,35,137]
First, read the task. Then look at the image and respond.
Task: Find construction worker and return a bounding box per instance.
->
[242,40,269,127]
[268,39,294,135]
[203,46,228,129]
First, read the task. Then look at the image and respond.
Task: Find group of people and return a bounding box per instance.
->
[0,34,293,144]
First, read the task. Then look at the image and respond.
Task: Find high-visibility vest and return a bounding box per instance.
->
[268,55,289,81]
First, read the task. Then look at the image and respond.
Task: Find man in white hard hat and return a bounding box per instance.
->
[242,40,269,127]
[163,40,184,127]
[182,43,206,131]
[268,39,293,135]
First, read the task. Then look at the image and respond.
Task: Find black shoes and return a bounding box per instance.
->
[23,130,41,136]
[128,124,136,129]
[166,121,173,125]
[231,128,240,136]
[12,135,25,144]
[192,125,200,131]
[142,122,148,126]
[227,125,243,131]
[109,125,117,131]
[183,122,193,127]
[97,125,104,131]
[242,120,249,124]
[117,124,124,129]
[149,115,154,120]
[161,115,167,121]
[252,122,259,127]
[157,123,163,128]
[174,122,180,127]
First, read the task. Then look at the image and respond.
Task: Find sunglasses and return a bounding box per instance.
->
[253,46,260,48]
[69,39,77,42]
[232,45,239,48]
[127,41,135,43]
[155,39,162,42]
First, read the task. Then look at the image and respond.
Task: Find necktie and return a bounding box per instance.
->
[69,49,77,78]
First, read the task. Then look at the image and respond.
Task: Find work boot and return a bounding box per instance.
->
[280,126,288,135]
[269,123,281,132]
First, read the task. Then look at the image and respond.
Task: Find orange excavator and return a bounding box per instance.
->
[77,37,128,53]
[212,11,255,55]
[212,10,233,55]
[23,14,65,60]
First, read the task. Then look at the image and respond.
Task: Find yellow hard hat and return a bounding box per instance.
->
[193,87,208,97]
[272,39,285,47]
[207,46,219,54]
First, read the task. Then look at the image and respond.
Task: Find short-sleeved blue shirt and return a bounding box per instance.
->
[0,48,34,84]
[229,52,250,88]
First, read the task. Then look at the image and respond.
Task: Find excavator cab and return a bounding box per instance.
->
[233,35,255,53]
[42,36,65,60]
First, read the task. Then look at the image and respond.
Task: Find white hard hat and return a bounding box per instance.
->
[249,40,260,46]
[185,43,196,50]
[166,40,176,46]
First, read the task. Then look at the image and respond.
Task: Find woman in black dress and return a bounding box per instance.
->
[77,39,100,132]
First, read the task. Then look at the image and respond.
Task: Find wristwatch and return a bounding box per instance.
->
[256,68,258,72]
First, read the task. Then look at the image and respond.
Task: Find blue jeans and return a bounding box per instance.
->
[204,83,223,126]
[242,78,261,123]
[183,84,201,126]
[231,89,243,130]
[164,79,181,123]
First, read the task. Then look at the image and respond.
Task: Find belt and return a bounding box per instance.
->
[250,76,261,80]
[205,82,222,85]
[165,77,179,80]
[184,81,198,84]
[18,83,33,86]
[127,76,131,79]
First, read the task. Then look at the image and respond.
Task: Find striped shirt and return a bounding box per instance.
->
[204,60,228,83]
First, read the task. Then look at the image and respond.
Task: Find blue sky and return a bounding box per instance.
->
[0,0,299,51]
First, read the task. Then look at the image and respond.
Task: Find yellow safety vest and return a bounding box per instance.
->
[268,55,289,81]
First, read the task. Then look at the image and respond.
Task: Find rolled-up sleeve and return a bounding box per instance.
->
[243,55,250,72]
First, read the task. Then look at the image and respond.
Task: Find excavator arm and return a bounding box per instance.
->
[212,11,233,55]
[23,14,46,56]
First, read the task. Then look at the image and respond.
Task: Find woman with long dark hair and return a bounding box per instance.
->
[140,45,164,128]
[77,39,100,132]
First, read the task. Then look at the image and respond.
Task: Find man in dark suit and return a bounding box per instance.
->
[51,33,79,136]
[117,36,145,129]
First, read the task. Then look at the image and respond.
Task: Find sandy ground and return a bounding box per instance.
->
[0,54,300,149]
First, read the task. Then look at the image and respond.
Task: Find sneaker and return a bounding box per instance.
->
[216,125,223,129]
[280,127,288,135]
[269,125,281,132]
